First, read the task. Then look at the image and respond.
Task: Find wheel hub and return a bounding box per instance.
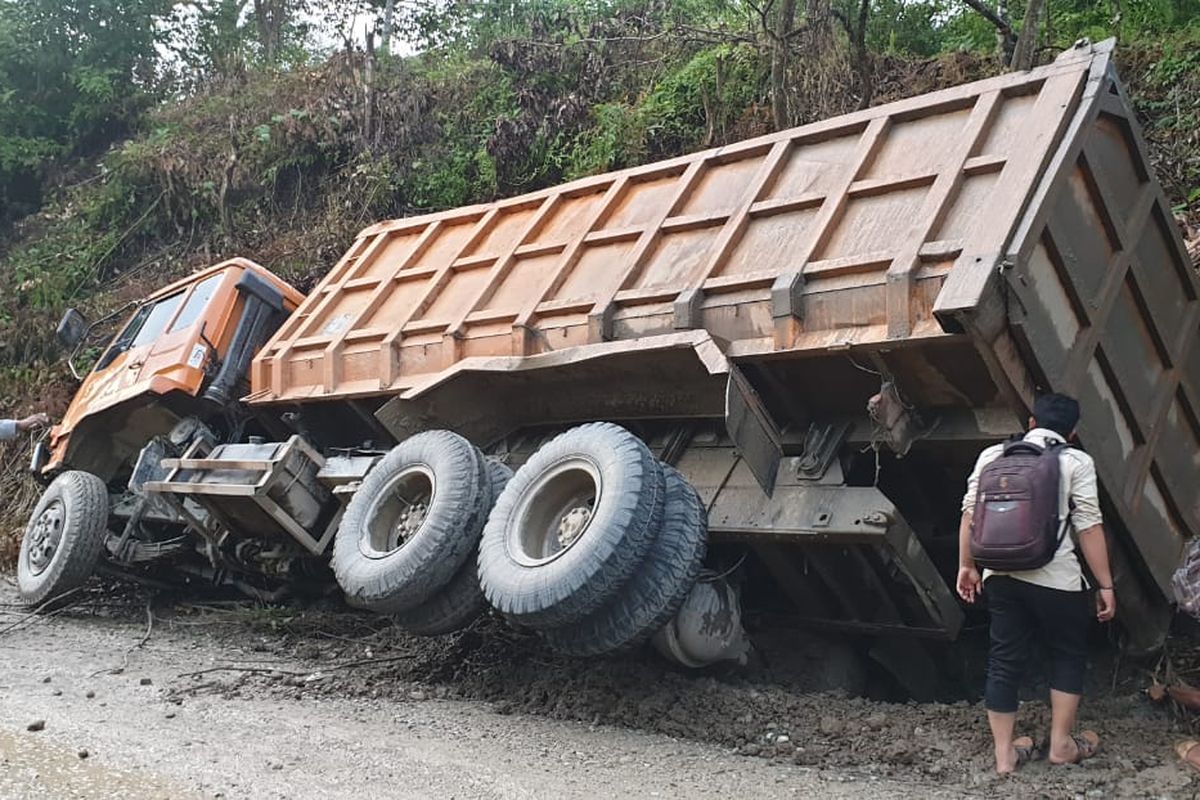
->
[395,501,428,542]
[27,501,65,576]
[557,506,592,549]
[363,464,436,558]
[508,456,603,566]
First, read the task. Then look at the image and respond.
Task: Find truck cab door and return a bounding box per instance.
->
[132,271,228,387]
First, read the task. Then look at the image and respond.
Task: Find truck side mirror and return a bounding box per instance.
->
[56,308,89,349]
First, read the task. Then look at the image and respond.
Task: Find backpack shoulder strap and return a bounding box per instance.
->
[1001,438,1044,457]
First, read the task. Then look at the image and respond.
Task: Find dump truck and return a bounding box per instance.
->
[21,40,1199,688]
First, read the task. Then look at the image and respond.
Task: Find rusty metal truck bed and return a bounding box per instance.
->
[250,39,1199,650]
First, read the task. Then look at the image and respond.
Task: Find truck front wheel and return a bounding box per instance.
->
[17,471,109,608]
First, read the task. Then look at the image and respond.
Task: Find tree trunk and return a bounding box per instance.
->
[995,0,1014,63]
[853,0,872,109]
[1009,0,1047,70]
[253,0,285,63]
[381,0,395,55]
[806,0,832,48]
[364,30,376,145]
[771,0,798,130]
[218,116,238,246]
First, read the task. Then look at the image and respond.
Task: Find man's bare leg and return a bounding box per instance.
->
[1048,689,1095,763]
[988,710,1018,773]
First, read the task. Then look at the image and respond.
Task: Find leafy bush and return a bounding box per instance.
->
[640,44,766,157]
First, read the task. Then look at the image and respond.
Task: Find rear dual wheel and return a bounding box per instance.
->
[478,423,666,630]
[392,458,512,635]
[478,422,710,657]
[542,463,707,656]
[332,430,491,616]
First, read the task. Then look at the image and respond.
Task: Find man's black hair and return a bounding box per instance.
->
[1033,392,1080,437]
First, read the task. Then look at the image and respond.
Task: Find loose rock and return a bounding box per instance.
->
[819,716,843,736]
[26,720,45,732]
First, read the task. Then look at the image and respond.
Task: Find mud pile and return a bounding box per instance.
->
[175,605,1197,798]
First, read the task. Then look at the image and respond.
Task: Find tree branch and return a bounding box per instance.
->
[959,0,1013,38]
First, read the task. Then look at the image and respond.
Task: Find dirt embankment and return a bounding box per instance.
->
[3,581,1192,799]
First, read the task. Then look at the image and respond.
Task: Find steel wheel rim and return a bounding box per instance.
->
[27,499,66,576]
[508,456,601,567]
[361,465,435,559]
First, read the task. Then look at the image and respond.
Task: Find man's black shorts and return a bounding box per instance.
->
[985,575,1090,713]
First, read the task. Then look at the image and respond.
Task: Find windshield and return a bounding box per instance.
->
[92,272,224,372]
[168,272,223,334]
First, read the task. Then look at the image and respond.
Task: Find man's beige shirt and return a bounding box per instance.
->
[961,427,1104,592]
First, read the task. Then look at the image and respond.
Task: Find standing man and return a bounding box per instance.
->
[0,413,50,440]
[957,393,1116,774]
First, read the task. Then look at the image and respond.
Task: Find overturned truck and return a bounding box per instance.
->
[22,41,1200,682]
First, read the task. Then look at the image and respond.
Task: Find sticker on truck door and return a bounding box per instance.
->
[187,344,207,369]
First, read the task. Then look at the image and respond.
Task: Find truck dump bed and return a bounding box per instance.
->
[253,40,1198,621]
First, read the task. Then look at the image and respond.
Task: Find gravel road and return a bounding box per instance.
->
[0,581,1195,799]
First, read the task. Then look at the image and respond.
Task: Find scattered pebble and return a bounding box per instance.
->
[140,677,153,686]
[77,749,89,760]
[85,690,95,699]
[41,676,51,684]
[166,712,177,719]
[26,720,45,732]
[51,689,62,697]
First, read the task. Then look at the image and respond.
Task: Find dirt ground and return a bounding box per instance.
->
[0,579,1197,799]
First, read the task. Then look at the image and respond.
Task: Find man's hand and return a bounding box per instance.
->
[16,413,50,432]
[956,566,982,603]
[1095,587,1116,622]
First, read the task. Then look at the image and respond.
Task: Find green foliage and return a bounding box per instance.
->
[402,58,513,207]
[868,0,959,56]
[639,44,765,157]
[563,102,646,178]
[0,0,171,222]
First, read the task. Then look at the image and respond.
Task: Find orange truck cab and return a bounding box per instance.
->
[42,258,304,481]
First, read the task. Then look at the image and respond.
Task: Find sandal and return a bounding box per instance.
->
[1014,736,1037,768]
[1176,740,1200,772]
[997,736,1038,774]
[1050,730,1100,765]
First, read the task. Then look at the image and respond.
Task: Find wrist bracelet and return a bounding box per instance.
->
[1098,585,1113,591]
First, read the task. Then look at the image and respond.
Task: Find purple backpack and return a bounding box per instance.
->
[969,438,1066,571]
